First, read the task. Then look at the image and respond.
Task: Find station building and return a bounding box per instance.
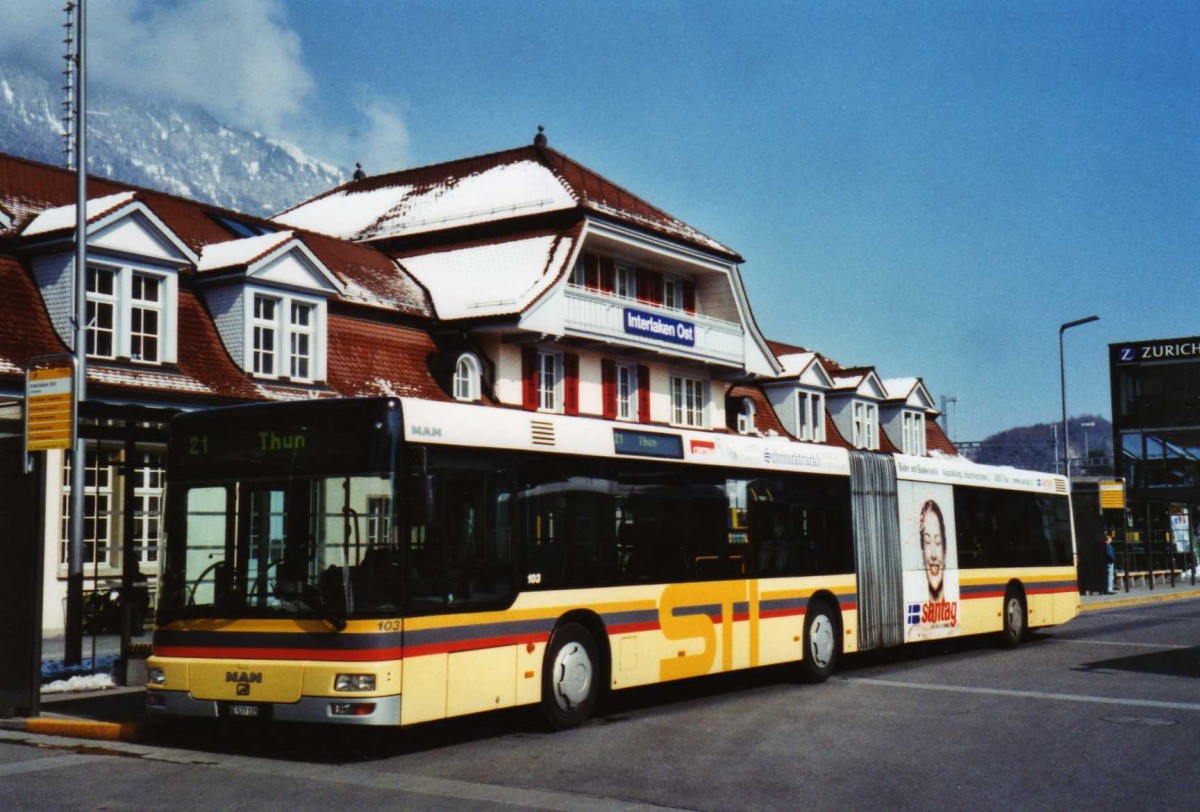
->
[0,132,954,635]
[1109,336,1200,576]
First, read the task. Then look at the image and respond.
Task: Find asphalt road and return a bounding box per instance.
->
[4,600,1199,811]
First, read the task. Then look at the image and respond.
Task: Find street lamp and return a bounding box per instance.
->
[1060,315,1099,478]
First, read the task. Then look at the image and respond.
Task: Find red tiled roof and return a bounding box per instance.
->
[925,418,959,456]
[0,256,67,369]
[0,153,432,318]
[326,316,449,401]
[727,384,789,438]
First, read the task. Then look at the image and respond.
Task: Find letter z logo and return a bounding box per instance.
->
[1119,347,1135,362]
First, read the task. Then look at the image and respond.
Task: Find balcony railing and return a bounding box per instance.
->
[563,285,744,365]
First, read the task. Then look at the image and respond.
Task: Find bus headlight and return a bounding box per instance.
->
[148,668,166,685]
[334,673,376,692]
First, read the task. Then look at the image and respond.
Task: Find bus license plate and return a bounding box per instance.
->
[227,703,259,718]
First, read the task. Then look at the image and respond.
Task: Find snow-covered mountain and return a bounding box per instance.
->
[0,63,346,216]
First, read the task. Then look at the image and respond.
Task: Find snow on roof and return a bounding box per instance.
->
[276,160,576,241]
[197,230,294,271]
[22,191,136,236]
[89,365,217,394]
[776,351,817,378]
[273,184,416,239]
[398,233,574,320]
[883,377,919,400]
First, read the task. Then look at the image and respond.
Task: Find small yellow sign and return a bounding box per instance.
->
[26,365,74,451]
[1099,479,1126,510]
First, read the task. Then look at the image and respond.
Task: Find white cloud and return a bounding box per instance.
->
[0,0,410,171]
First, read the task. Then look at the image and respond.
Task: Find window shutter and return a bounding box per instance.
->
[599,257,616,294]
[637,364,651,424]
[682,280,696,314]
[601,359,617,420]
[564,353,579,415]
[584,253,600,290]
[648,271,664,305]
[521,347,538,411]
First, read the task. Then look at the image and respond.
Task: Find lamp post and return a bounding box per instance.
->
[1059,315,1099,478]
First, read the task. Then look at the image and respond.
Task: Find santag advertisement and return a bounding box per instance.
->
[899,481,960,640]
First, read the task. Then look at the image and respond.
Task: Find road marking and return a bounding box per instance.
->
[1056,639,1191,650]
[0,753,98,777]
[847,677,1200,712]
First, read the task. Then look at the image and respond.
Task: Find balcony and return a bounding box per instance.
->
[563,285,744,366]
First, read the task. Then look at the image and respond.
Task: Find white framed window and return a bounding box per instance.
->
[798,390,826,442]
[852,401,879,449]
[248,290,324,382]
[86,266,117,359]
[83,262,177,364]
[903,411,927,456]
[61,445,117,568]
[615,263,636,300]
[289,301,314,380]
[570,255,586,287]
[454,352,482,402]
[671,374,707,428]
[130,273,162,363]
[252,294,278,376]
[538,351,562,412]
[736,398,756,435]
[133,450,166,565]
[616,362,638,421]
[663,277,684,311]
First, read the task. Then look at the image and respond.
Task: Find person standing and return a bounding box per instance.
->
[1104,533,1117,594]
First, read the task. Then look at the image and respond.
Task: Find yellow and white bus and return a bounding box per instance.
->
[147,397,1078,728]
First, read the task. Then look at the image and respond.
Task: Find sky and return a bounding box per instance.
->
[1,0,1197,442]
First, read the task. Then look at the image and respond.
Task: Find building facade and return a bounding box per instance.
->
[1109,336,1200,576]
[0,134,955,635]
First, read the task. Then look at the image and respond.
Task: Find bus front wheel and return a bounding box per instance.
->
[798,599,839,683]
[541,622,599,730]
[1000,587,1026,648]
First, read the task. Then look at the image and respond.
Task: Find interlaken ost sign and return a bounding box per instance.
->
[624,307,696,347]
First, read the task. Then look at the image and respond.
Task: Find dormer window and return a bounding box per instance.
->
[798,390,825,442]
[249,291,323,382]
[902,411,927,455]
[615,263,635,300]
[85,262,176,364]
[736,398,756,435]
[852,401,879,449]
[454,353,482,402]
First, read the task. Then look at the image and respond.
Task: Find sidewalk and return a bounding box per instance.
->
[4,581,1200,745]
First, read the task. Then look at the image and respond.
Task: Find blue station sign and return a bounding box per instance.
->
[624,308,695,347]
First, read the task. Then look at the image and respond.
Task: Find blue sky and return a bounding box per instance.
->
[3,1,1197,441]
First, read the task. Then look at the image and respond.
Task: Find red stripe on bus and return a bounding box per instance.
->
[607,622,661,635]
[399,633,551,658]
[154,646,403,662]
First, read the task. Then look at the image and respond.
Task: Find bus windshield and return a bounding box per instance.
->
[159,474,399,624]
[157,398,402,625]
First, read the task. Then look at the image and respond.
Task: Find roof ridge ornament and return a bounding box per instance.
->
[353,162,366,181]
[533,125,547,147]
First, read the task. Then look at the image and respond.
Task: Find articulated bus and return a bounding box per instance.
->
[147,397,1078,728]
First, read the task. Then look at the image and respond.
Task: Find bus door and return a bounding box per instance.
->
[849,452,904,649]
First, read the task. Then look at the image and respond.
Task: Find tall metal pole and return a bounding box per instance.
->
[1059,315,1099,480]
[65,0,88,666]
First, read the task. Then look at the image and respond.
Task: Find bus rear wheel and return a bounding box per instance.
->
[541,622,599,730]
[1000,587,1026,648]
[798,599,839,683]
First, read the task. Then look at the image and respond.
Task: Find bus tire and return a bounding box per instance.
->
[541,622,599,730]
[1000,587,1026,649]
[798,599,839,683]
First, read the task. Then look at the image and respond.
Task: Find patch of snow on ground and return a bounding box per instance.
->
[43,673,116,694]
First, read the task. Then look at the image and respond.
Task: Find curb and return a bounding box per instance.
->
[1079,589,1200,613]
[0,716,145,743]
